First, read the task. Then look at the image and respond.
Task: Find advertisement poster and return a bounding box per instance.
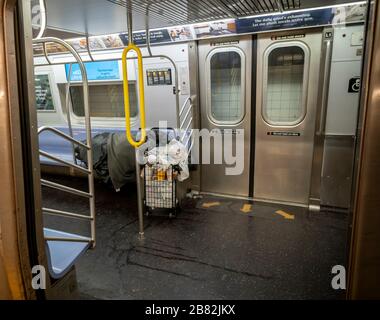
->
[194,20,236,38]
[100,34,124,48]
[88,37,108,50]
[236,4,366,34]
[331,4,366,24]
[65,60,120,81]
[67,38,88,52]
[235,8,334,34]
[35,74,54,111]
[167,26,193,41]
[119,29,172,46]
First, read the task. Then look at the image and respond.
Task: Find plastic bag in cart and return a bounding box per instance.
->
[136,129,176,165]
[145,139,189,182]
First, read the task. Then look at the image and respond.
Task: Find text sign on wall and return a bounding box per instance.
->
[65,60,120,81]
[267,132,301,137]
[236,8,334,34]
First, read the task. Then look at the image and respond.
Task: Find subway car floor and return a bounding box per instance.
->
[41,173,348,300]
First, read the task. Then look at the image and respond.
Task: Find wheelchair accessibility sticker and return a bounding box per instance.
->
[348,77,361,93]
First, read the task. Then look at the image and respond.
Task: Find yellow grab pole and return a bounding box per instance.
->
[122,43,146,148]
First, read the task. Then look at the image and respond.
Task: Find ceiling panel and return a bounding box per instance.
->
[41,0,363,36]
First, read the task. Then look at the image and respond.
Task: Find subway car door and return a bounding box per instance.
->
[198,36,252,196]
[254,30,322,205]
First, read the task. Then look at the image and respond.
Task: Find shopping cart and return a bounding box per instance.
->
[143,128,179,217]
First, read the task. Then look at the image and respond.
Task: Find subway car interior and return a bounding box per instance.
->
[1,0,380,300]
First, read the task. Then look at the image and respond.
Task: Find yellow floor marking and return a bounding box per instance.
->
[275,210,295,220]
[240,204,252,213]
[202,201,221,208]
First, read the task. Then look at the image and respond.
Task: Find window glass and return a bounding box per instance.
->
[70,83,138,118]
[264,46,306,124]
[210,51,243,123]
[35,74,55,111]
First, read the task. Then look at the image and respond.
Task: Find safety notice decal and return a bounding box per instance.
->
[267,132,301,137]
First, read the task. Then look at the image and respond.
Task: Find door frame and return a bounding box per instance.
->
[249,34,257,198]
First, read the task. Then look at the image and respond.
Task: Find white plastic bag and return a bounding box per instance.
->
[143,139,189,181]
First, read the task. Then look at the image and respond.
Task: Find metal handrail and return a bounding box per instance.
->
[35,0,47,39]
[44,236,92,243]
[41,179,93,198]
[183,128,194,146]
[38,126,90,149]
[179,96,195,154]
[86,35,95,62]
[122,44,147,147]
[145,2,153,57]
[39,150,91,174]
[64,64,77,164]
[42,42,52,65]
[181,116,193,141]
[43,208,93,221]
[188,135,195,152]
[34,37,96,247]
[180,104,193,129]
[179,96,192,118]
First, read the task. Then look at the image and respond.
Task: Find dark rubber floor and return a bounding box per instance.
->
[42,174,349,300]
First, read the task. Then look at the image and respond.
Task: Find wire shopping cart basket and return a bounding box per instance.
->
[143,128,179,218]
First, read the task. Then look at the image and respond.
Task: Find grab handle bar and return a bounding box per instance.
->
[317,39,332,136]
[122,44,146,148]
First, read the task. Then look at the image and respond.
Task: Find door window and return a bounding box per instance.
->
[263,43,309,126]
[70,83,138,118]
[207,48,245,124]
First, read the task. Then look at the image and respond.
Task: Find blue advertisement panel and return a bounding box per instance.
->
[65,60,120,81]
[236,8,334,34]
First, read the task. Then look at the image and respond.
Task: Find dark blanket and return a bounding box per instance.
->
[75,132,136,190]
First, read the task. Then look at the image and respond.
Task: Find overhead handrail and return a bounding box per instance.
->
[34,37,96,247]
[122,0,146,148]
[86,35,95,62]
[122,44,146,147]
[41,42,52,65]
[145,3,153,57]
[34,0,47,39]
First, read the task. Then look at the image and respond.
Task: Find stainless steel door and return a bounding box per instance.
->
[198,36,252,196]
[254,30,322,205]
